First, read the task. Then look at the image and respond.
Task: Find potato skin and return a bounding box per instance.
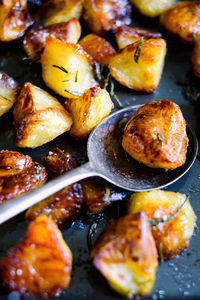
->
[0,215,72,298]
[79,34,116,66]
[192,39,200,79]
[122,100,188,170]
[23,18,81,61]
[130,0,175,18]
[0,0,32,41]
[91,212,158,298]
[109,38,166,93]
[83,0,132,35]
[128,190,196,260]
[160,1,200,43]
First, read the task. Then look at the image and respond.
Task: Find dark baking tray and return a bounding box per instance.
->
[0,3,200,300]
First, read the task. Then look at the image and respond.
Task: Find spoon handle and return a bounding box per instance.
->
[0,162,97,225]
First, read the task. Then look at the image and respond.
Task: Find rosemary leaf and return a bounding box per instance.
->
[0,95,11,101]
[110,80,122,108]
[103,182,111,203]
[87,223,97,251]
[36,167,40,174]
[94,61,102,82]
[103,72,111,90]
[159,243,164,262]
[134,37,143,63]
[157,132,163,143]
[75,70,78,83]
[62,89,82,97]
[52,65,69,74]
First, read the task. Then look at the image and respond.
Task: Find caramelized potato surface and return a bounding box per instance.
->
[13,82,72,148]
[0,0,32,41]
[79,34,116,66]
[115,26,162,49]
[122,100,188,170]
[0,215,72,298]
[36,0,84,27]
[83,0,131,35]
[130,0,175,18]
[109,38,166,92]
[160,1,200,43]
[41,38,97,98]
[66,86,114,139]
[192,39,200,79]
[91,212,158,298]
[24,18,81,61]
[128,190,196,260]
[0,71,19,117]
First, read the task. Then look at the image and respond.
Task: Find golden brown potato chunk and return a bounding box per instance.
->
[130,0,175,18]
[0,71,19,117]
[160,1,200,43]
[83,0,132,35]
[115,26,162,49]
[13,82,72,148]
[0,0,32,41]
[122,100,188,170]
[24,18,81,61]
[192,39,200,79]
[66,86,114,139]
[41,38,97,98]
[36,0,84,27]
[79,34,116,66]
[0,215,72,298]
[91,212,158,298]
[128,190,196,260]
[109,38,166,93]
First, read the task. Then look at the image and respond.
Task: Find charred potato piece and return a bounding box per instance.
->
[79,34,116,66]
[0,215,72,298]
[115,26,162,49]
[109,38,166,93]
[91,212,158,298]
[24,18,81,62]
[0,0,32,41]
[66,86,114,139]
[128,190,196,260]
[192,39,200,79]
[122,100,188,170]
[129,0,175,18]
[13,82,72,148]
[0,71,19,117]
[160,1,200,43]
[36,0,84,27]
[41,38,97,98]
[83,0,132,35]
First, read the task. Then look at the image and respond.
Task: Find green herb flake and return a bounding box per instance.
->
[75,71,78,83]
[134,37,143,63]
[52,65,69,74]
[62,88,82,97]
[157,132,163,143]
[36,167,40,174]
[103,182,111,203]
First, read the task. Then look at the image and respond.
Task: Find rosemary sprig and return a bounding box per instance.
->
[52,65,69,74]
[87,223,97,251]
[63,88,82,97]
[134,37,143,63]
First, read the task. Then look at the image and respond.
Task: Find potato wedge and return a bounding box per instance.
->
[13,82,72,148]
[36,0,84,27]
[115,26,162,49]
[79,34,116,66]
[0,71,19,117]
[160,1,200,43]
[122,100,188,170]
[0,215,72,298]
[66,86,114,139]
[192,39,200,79]
[129,0,175,18]
[128,190,196,260]
[83,0,132,35]
[41,38,97,98]
[109,38,166,92]
[91,212,158,298]
[24,18,81,61]
[0,0,32,41]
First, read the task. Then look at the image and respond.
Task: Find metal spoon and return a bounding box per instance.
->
[0,104,198,224]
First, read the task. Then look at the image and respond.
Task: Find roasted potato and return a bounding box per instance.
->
[24,18,81,61]
[0,215,72,298]
[0,0,32,41]
[160,1,200,43]
[109,38,166,93]
[41,38,97,98]
[128,190,196,260]
[122,100,188,171]
[129,0,175,18]
[91,212,158,298]
[83,0,132,35]
[192,39,200,79]
[0,71,19,117]
[79,34,116,66]
[36,0,84,27]
[13,82,72,148]
[115,26,162,49]
[66,86,114,139]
